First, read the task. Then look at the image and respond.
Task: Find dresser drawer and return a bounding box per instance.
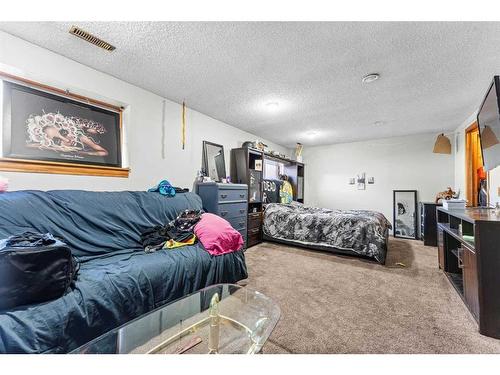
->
[218,189,248,203]
[248,212,262,230]
[227,216,247,232]
[217,202,247,220]
[247,227,262,247]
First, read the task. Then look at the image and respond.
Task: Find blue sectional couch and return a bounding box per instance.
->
[0,190,248,353]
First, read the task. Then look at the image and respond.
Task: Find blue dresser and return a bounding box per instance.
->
[196,182,248,249]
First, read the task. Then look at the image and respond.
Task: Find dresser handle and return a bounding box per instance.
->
[220,194,228,199]
[239,194,245,198]
[239,209,245,214]
[220,211,228,216]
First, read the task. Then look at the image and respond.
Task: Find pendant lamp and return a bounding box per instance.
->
[433,133,452,154]
[480,125,499,149]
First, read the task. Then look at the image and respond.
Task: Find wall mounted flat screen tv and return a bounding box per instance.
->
[477,76,500,171]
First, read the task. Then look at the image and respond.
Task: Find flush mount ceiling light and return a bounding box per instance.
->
[373,121,385,126]
[256,98,289,115]
[305,130,318,138]
[265,101,280,111]
[362,73,380,84]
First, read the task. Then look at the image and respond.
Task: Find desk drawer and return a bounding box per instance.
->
[218,189,248,203]
[218,202,247,220]
[228,216,247,232]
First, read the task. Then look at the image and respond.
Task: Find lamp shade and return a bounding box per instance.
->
[480,125,499,149]
[433,133,452,154]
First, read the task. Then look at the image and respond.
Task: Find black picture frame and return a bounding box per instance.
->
[393,190,418,239]
[1,80,122,168]
[202,141,226,182]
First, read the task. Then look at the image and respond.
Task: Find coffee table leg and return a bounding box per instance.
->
[208,293,220,354]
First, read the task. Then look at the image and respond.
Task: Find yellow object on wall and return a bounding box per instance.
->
[182,101,186,150]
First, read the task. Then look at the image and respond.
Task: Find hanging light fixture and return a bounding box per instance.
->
[433,133,452,154]
[480,125,499,149]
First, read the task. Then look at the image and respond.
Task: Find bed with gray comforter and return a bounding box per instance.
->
[263,202,391,264]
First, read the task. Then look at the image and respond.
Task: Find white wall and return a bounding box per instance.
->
[0,31,289,192]
[489,168,500,206]
[303,133,455,227]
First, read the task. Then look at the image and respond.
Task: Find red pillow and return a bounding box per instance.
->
[194,213,244,255]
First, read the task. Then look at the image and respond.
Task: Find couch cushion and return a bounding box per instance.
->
[0,190,203,259]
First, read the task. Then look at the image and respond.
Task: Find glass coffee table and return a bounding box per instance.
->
[72,284,280,354]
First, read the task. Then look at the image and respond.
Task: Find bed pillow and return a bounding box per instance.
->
[194,213,244,255]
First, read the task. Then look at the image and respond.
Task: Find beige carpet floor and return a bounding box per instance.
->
[243,238,500,354]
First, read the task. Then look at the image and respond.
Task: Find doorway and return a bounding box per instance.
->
[465,122,486,206]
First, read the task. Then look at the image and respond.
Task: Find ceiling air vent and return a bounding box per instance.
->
[69,26,116,51]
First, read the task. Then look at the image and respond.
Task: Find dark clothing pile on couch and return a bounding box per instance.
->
[0,190,247,354]
[140,209,203,252]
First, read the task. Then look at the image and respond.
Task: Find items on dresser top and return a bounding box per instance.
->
[196,182,248,249]
[202,141,227,182]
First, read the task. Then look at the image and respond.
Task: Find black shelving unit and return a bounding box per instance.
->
[437,207,500,338]
[420,202,441,246]
[230,147,305,248]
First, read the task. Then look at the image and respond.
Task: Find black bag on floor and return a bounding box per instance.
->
[0,232,79,311]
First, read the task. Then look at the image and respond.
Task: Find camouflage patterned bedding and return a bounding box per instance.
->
[263,202,391,264]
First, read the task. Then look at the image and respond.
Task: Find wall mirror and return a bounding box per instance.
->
[202,141,226,182]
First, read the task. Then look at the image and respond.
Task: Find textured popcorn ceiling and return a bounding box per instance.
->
[1,22,500,147]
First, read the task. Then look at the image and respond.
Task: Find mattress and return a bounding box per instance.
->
[263,202,391,264]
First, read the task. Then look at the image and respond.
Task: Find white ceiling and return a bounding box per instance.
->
[1,22,500,147]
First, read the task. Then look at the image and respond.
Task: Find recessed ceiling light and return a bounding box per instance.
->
[362,73,380,84]
[266,101,280,110]
[373,121,385,126]
[305,130,318,137]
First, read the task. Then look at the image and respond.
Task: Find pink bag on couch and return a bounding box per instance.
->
[194,213,244,255]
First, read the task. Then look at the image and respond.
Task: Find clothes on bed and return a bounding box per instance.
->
[263,202,391,264]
